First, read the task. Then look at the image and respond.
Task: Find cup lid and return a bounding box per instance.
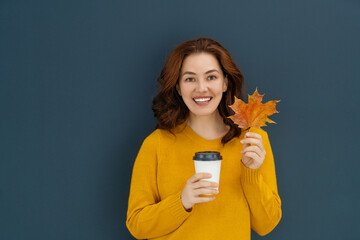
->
[193,151,222,161]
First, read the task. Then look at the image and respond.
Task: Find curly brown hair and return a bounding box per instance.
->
[152,37,246,144]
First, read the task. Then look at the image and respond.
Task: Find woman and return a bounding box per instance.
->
[126,38,282,239]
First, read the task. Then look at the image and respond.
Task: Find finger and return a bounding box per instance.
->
[240,138,261,146]
[243,144,266,158]
[241,140,251,149]
[242,157,251,166]
[194,188,219,196]
[192,180,219,190]
[244,132,262,140]
[244,133,264,149]
[242,145,262,155]
[189,172,212,183]
[194,196,216,203]
[243,151,261,160]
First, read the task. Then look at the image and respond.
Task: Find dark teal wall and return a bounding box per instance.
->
[1,0,359,239]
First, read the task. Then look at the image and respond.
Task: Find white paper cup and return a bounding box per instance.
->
[193,151,222,196]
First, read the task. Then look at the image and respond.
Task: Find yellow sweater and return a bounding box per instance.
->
[126,122,282,240]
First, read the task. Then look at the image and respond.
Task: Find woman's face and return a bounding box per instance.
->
[177,52,228,118]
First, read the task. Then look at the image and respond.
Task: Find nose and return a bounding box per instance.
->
[196,78,208,92]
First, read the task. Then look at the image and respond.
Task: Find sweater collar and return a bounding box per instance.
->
[176,121,224,148]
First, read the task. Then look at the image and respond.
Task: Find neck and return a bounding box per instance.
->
[187,111,229,140]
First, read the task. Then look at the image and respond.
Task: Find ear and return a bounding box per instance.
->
[223,75,228,92]
[176,83,181,96]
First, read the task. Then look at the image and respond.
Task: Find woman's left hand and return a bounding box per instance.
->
[240,131,266,169]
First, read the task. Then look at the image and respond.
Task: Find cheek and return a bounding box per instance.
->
[179,85,192,97]
[215,82,226,95]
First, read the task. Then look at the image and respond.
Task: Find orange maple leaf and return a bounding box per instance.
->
[228,88,280,129]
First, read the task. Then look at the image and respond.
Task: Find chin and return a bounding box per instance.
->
[189,108,219,117]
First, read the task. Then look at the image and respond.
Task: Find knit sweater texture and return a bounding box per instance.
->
[126,122,282,239]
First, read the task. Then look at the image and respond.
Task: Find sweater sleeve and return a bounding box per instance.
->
[126,131,192,239]
[240,128,282,236]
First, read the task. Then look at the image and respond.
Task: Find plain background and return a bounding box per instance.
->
[1,0,359,239]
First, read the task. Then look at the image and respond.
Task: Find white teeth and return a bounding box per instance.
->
[194,97,211,102]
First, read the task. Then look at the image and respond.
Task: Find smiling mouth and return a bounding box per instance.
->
[193,97,213,104]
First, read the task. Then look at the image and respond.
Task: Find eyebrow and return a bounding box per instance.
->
[182,69,219,76]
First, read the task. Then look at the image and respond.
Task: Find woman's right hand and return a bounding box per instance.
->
[181,172,219,211]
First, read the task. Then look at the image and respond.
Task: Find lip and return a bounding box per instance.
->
[193,96,212,99]
[193,96,213,105]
